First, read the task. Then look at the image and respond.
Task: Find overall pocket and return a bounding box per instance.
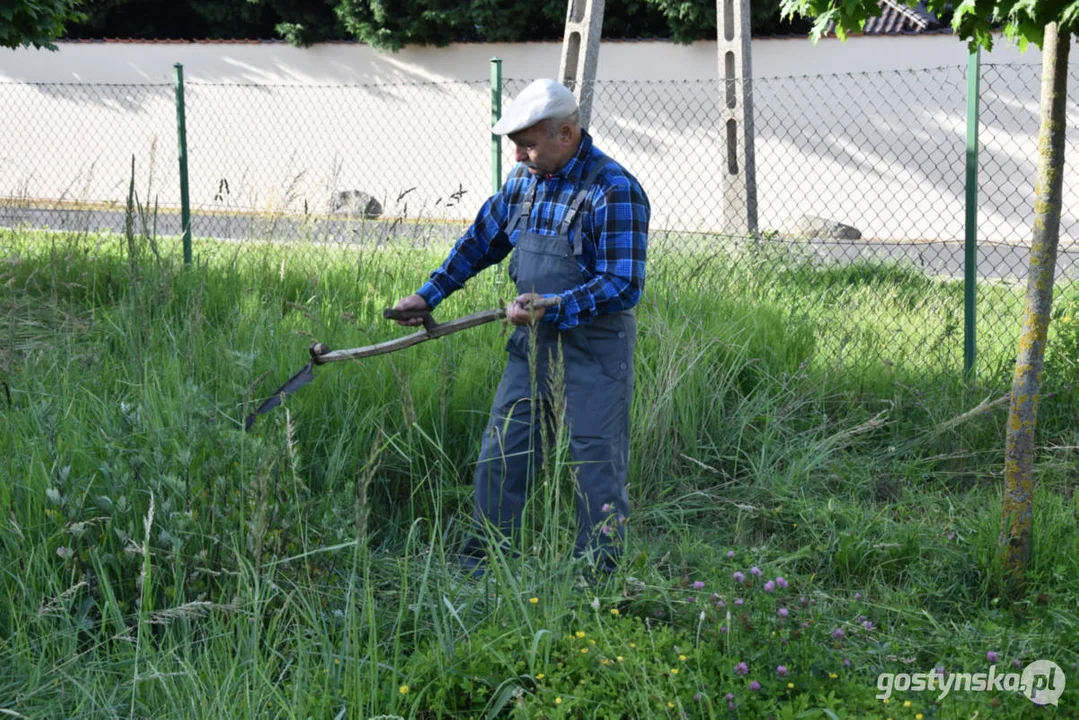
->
[583,322,632,382]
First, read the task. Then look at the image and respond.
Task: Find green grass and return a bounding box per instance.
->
[0,227,1076,719]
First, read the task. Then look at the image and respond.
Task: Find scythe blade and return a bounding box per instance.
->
[243,362,317,432]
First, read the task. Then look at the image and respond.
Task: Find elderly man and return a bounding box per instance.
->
[392,78,650,575]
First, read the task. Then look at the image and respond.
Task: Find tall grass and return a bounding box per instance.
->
[0,227,1076,718]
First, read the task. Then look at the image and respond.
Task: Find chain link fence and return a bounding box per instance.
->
[2,64,1078,382]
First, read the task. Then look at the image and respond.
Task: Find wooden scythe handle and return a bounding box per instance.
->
[310,296,561,365]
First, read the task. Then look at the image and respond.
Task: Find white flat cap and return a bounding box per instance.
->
[491,79,579,136]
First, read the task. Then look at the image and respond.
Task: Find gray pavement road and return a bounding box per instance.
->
[0,205,462,248]
[3,205,1078,282]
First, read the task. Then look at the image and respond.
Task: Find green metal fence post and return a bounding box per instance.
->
[174,63,192,265]
[491,57,503,194]
[964,49,981,381]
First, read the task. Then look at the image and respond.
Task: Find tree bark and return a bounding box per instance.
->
[1000,23,1070,583]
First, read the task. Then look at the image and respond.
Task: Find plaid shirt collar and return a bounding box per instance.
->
[541,131,595,183]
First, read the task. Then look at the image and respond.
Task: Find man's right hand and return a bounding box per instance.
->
[391,294,431,327]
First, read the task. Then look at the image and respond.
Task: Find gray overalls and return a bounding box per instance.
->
[467,156,636,570]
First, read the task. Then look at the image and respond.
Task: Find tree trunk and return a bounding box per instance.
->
[1000,23,1070,584]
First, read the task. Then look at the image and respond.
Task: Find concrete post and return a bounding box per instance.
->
[717,0,758,236]
[558,0,605,130]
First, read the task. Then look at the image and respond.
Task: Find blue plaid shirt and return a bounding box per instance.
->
[416,132,649,329]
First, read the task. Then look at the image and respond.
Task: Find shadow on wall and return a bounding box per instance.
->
[2,65,1078,241]
[0,79,494,223]
[580,67,1078,241]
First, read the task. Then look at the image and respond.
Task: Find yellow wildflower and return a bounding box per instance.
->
[399,685,409,695]
[903,701,911,708]
[670,668,679,675]
[575,631,586,638]
[555,697,562,705]
[536,673,545,680]
[610,608,620,616]
[529,597,539,604]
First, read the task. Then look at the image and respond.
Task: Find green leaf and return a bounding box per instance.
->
[484,680,521,719]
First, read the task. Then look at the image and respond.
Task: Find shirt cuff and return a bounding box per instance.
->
[540,292,567,326]
[416,281,447,309]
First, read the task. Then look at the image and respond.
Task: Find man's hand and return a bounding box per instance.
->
[506,292,547,326]
[391,294,431,327]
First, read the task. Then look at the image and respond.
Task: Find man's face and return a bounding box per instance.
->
[510,122,571,175]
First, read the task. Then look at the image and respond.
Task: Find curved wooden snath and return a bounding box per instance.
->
[243,297,561,431]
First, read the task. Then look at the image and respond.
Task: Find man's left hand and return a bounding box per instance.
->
[506,292,547,326]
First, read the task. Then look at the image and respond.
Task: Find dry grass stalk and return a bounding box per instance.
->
[150,601,237,625]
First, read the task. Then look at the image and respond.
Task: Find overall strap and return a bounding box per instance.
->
[505,178,539,236]
[558,156,615,255]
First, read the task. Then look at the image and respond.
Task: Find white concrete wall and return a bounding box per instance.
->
[1,37,1074,242]
[0,35,1041,84]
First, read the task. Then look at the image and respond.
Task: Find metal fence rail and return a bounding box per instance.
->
[1,64,1077,381]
